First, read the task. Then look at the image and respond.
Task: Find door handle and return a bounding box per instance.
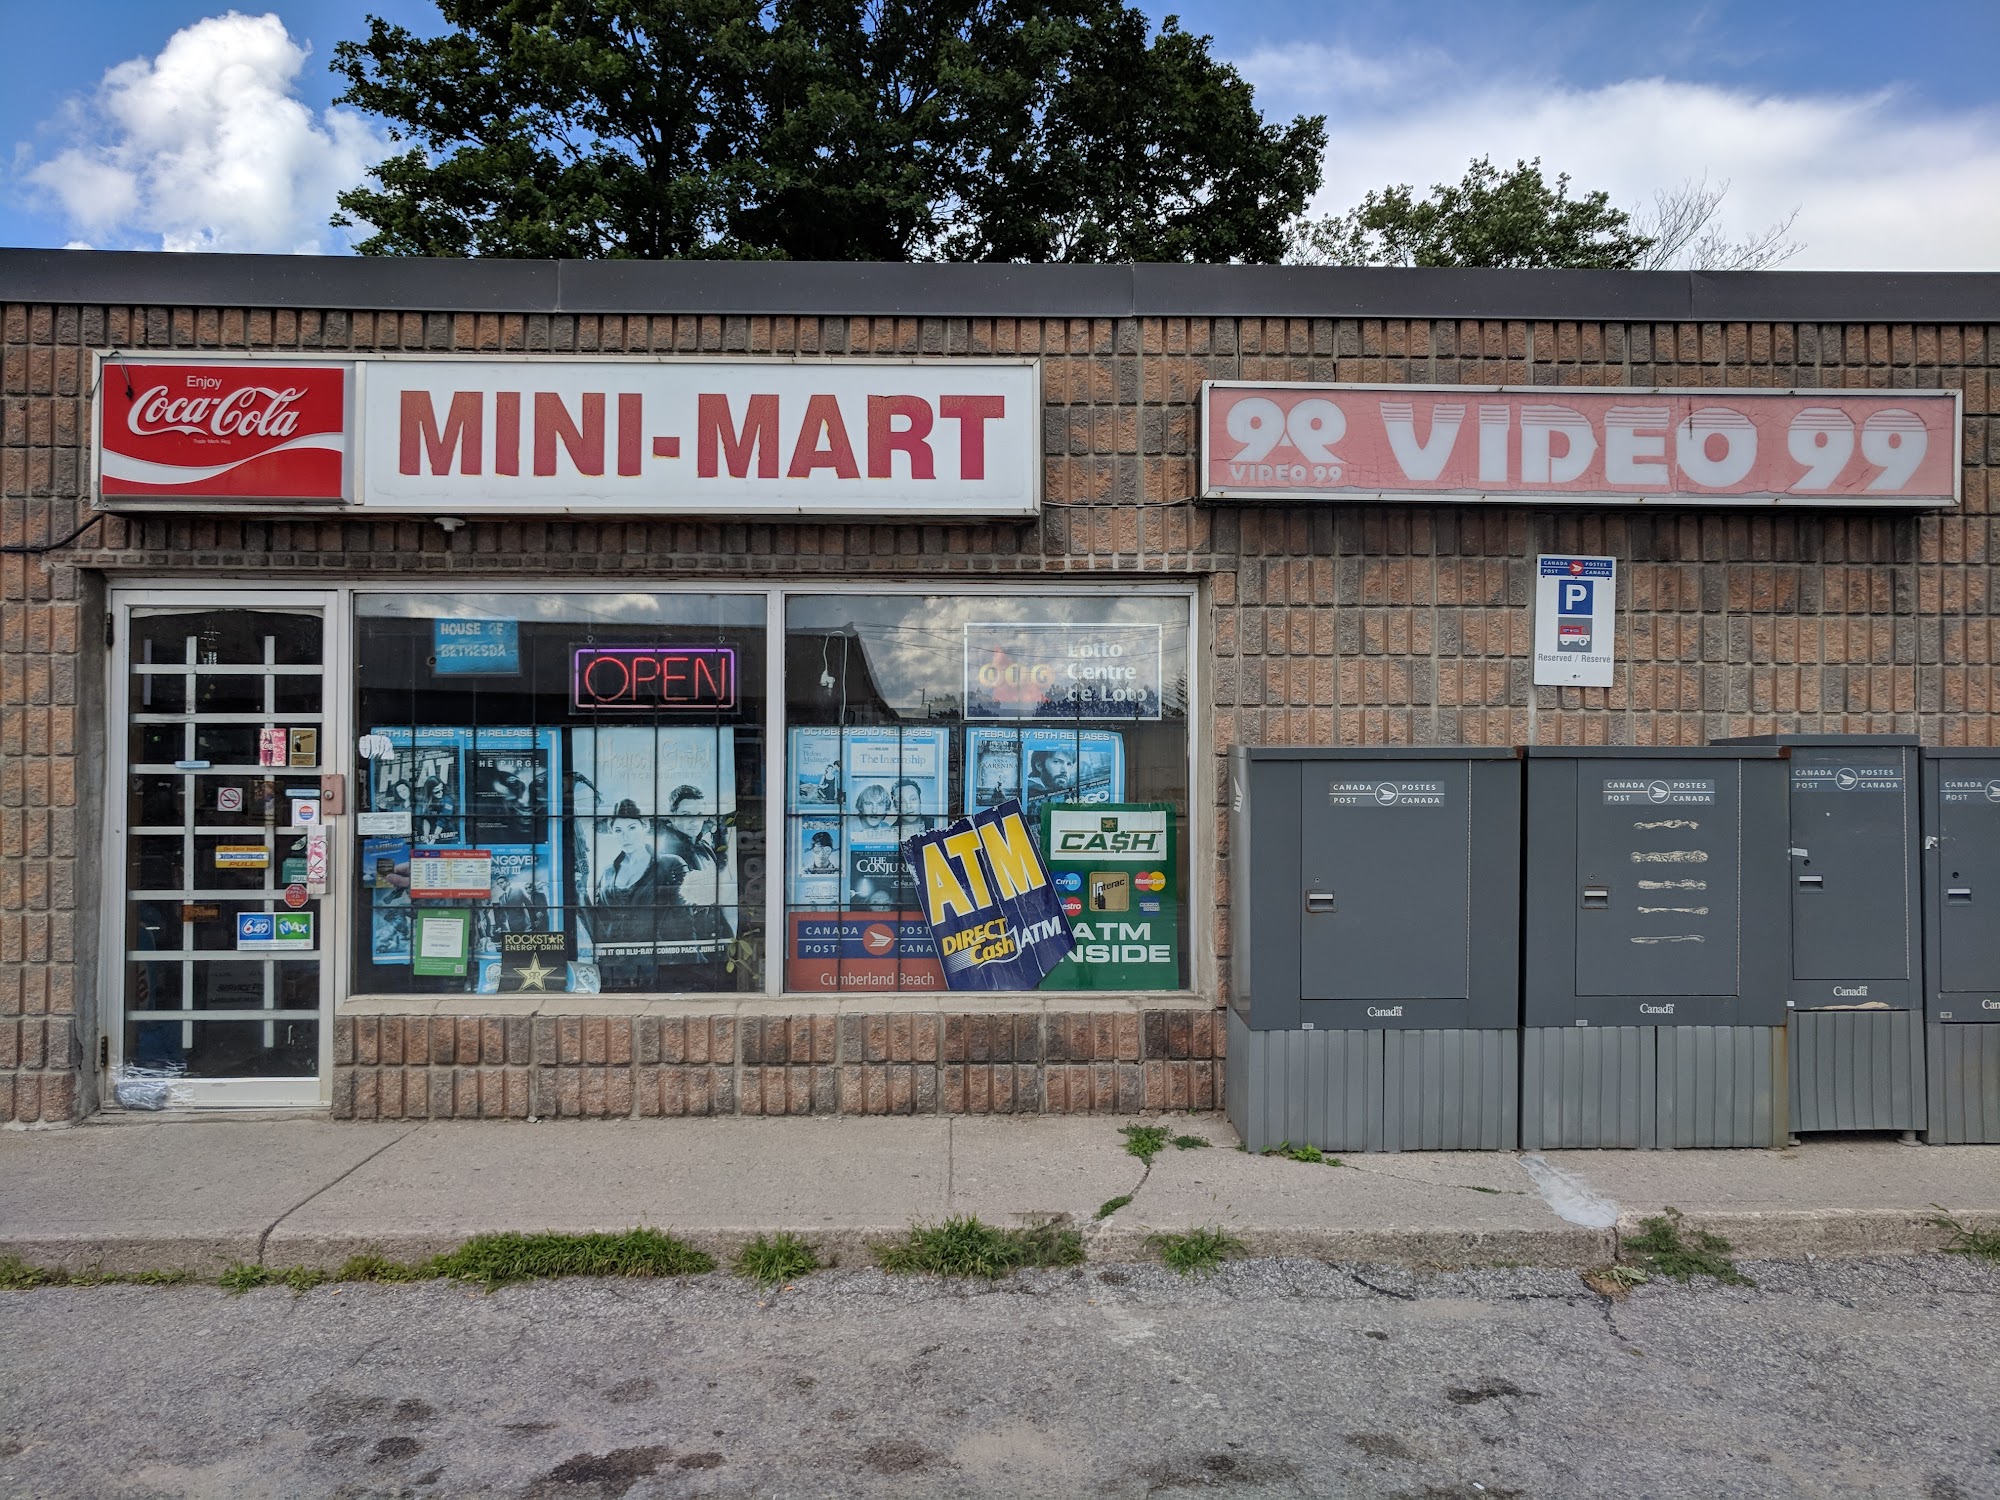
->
[1946,887,1973,904]
[1797,874,1823,888]
[1581,886,1610,909]
[1304,890,1336,914]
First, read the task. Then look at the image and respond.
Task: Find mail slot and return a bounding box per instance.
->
[1717,734,1925,1139]
[1522,746,1790,1149]
[1922,747,2000,1143]
[1228,747,1522,1153]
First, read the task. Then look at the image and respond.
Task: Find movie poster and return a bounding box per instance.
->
[474,843,560,958]
[571,726,738,986]
[367,726,469,845]
[964,727,1125,820]
[789,814,843,909]
[787,725,949,915]
[468,726,554,844]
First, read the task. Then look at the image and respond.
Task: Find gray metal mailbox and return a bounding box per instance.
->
[1227,747,1521,1152]
[1922,748,2000,1143]
[1717,735,1924,1139]
[1522,746,1790,1149]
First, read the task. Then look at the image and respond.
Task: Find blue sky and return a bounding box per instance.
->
[3,1,1997,265]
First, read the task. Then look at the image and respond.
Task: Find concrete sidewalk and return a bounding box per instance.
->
[2,1113,1997,1274]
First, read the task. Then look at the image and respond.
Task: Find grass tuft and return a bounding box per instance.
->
[732,1232,821,1286]
[1120,1124,1172,1163]
[1149,1226,1247,1276]
[874,1215,1084,1279]
[1621,1207,1751,1286]
[218,1263,329,1294]
[1262,1141,1342,1166]
[429,1229,714,1289]
[2,1256,200,1290]
[1930,1207,2000,1263]
[335,1253,436,1283]
[1094,1193,1134,1221]
[1170,1134,1211,1151]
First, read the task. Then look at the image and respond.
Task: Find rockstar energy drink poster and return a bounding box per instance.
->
[901,799,1075,991]
[1039,803,1178,991]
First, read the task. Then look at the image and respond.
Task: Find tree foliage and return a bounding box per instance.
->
[331,1,1326,262]
[1287,156,1652,270]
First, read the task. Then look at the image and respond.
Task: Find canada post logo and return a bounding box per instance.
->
[903,799,1076,990]
[1048,807,1168,859]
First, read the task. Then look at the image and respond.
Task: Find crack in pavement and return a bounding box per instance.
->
[255,1125,422,1265]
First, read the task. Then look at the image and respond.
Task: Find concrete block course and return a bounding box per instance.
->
[327,1002,1225,1120]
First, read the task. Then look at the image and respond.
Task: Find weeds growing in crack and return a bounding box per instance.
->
[1094,1194,1134,1221]
[1262,1141,1343,1166]
[0,1257,197,1290]
[1930,1208,2000,1263]
[1581,1264,1651,1299]
[733,1232,821,1287]
[1621,1208,1751,1286]
[874,1215,1084,1280]
[1149,1227,1246,1276]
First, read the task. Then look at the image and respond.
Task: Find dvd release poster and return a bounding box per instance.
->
[789,815,843,908]
[571,726,738,985]
[367,726,469,845]
[788,726,949,836]
[468,726,555,844]
[964,727,1125,819]
[474,843,559,957]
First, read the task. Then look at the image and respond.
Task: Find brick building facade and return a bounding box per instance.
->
[1,252,1993,1124]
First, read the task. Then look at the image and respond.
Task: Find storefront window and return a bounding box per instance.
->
[353,593,766,995]
[783,593,1192,993]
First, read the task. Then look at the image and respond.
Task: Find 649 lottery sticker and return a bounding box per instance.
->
[901,799,1075,991]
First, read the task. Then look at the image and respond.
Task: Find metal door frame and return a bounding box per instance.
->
[99,587,348,1108]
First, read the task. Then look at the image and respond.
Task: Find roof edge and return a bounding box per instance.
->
[4,249,1999,323]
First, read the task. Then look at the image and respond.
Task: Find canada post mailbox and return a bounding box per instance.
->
[1718,735,1924,1138]
[1923,748,2000,1143]
[1227,747,1521,1152]
[1522,746,1789,1148]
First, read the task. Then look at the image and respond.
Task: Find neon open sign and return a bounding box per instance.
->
[571,646,738,711]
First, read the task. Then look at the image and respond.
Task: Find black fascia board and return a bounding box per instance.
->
[3,247,1999,324]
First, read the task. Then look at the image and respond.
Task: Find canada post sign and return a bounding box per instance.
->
[1202,383,1960,508]
[902,799,1076,991]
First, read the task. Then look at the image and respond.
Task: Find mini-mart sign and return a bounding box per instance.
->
[95,355,1040,518]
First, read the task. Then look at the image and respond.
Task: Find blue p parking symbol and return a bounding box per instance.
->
[1558,579,1593,616]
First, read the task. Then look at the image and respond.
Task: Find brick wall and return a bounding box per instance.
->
[329,1004,1223,1121]
[3,299,1995,1121]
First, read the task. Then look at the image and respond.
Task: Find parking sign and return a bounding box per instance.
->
[1535,556,1615,686]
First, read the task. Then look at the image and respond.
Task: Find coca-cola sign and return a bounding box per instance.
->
[1203,382,1960,509]
[97,360,351,501]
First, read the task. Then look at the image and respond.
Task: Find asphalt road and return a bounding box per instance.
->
[3,1256,1997,1499]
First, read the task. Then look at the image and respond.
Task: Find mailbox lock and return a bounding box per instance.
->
[1304,889,1336,914]
[1581,886,1610,909]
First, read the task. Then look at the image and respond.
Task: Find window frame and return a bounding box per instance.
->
[114,579,1204,1009]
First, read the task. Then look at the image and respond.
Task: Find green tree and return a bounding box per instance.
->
[331,1,1326,262]
[1288,156,1652,269]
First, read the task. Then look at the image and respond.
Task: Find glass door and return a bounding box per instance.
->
[109,593,341,1106]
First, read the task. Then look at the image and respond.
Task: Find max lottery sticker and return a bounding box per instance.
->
[900,798,1075,991]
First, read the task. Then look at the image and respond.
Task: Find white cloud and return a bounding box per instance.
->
[21,11,390,254]
[1241,45,2000,270]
